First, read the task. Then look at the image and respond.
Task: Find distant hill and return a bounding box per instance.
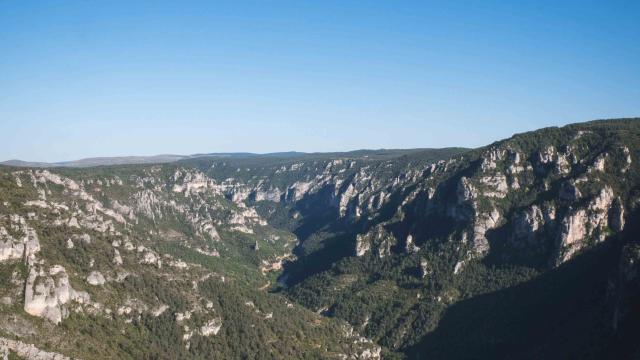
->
[1,148,470,168]
[1,155,187,168]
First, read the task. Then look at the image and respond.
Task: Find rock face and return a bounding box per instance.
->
[358,346,382,359]
[113,249,123,265]
[339,123,638,272]
[511,204,556,246]
[457,176,477,205]
[537,145,556,168]
[479,174,509,198]
[355,234,371,257]
[254,187,282,202]
[132,189,163,220]
[472,208,501,255]
[24,265,90,324]
[172,170,212,195]
[512,205,544,242]
[555,186,617,265]
[0,216,40,263]
[0,226,24,262]
[354,225,396,258]
[0,215,94,325]
[287,181,314,202]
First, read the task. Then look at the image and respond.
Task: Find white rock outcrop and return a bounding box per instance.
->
[287,181,313,201]
[511,204,555,245]
[0,217,40,263]
[556,186,616,265]
[479,174,509,198]
[200,318,223,336]
[254,187,282,202]
[86,271,106,286]
[172,170,212,195]
[132,189,163,220]
[420,258,430,279]
[355,225,395,258]
[137,246,161,268]
[457,177,477,204]
[113,249,123,265]
[538,146,555,165]
[0,227,25,262]
[472,208,501,254]
[404,235,420,254]
[24,266,90,324]
[355,234,371,257]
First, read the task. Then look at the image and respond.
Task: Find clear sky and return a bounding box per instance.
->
[1,1,639,162]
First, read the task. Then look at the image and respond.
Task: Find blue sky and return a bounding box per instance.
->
[1,1,639,162]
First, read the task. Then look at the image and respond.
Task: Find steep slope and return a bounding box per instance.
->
[0,149,470,358]
[282,118,640,357]
[1,119,639,359]
[0,162,392,358]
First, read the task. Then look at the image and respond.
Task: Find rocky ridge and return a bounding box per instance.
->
[1,119,639,358]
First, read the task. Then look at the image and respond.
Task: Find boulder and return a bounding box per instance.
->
[87,271,106,286]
